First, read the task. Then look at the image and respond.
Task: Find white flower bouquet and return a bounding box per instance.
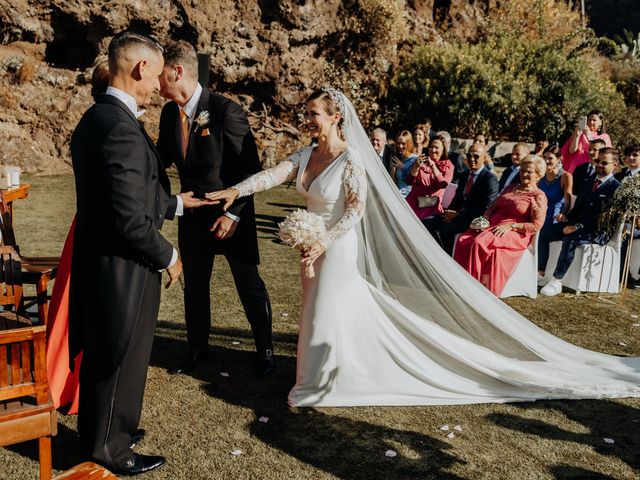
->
[278,209,327,278]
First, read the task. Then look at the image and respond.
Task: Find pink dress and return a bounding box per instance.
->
[406,159,454,219]
[561,131,612,173]
[454,185,547,296]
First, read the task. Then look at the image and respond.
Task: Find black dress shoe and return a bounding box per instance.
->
[255,348,275,378]
[112,453,165,476]
[130,428,145,448]
[170,352,208,374]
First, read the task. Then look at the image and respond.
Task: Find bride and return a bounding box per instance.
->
[207,88,640,407]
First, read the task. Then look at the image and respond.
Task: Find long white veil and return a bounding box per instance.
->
[333,88,640,401]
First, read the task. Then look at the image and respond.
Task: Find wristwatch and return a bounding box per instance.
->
[574,223,583,230]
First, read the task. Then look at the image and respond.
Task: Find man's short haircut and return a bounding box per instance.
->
[624,143,640,156]
[590,138,607,147]
[162,40,198,77]
[513,142,529,152]
[372,128,387,140]
[436,130,451,146]
[598,147,618,161]
[108,31,163,72]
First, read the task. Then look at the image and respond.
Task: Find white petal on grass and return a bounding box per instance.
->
[619,342,627,347]
[384,450,397,458]
[446,432,455,439]
[633,324,640,327]
[439,425,449,431]
[220,372,230,377]
[604,438,615,444]
[453,425,462,432]
[281,313,289,317]
[231,449,243,456]
[631,314,638,318]
[232,341,240,345]
[259,416,269,423]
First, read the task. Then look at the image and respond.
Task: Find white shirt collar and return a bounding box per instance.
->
[596,173,614,184]
[470,165,484,176]
[105,86,138,117]
[630,167,640,176]
[181,83,202,120]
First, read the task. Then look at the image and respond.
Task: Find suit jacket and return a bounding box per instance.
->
[449,167,499,222]
[567,175,620,241]
[573,162,596,197]
[498,165,520,191]
[157,89,262,264]
[69,94,177,373]
[379,144,393,173]
[614,167,639,182]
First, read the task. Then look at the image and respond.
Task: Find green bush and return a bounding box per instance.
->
[387,34,625,143]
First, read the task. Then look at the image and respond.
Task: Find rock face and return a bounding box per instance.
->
[0,0,491,173]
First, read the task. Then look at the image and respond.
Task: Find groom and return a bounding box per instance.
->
[157,40,274,376]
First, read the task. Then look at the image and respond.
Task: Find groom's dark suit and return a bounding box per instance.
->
[70,94,177,468]
[157,87,273,364]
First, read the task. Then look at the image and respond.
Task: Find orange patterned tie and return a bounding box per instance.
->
[180,109,189,158]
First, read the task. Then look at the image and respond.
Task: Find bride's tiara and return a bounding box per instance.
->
[325,88,346,116]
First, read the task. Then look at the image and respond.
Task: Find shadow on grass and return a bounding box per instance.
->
[488,400,640,475]
[255,213,285,243]
[549,465,617,479]
[150,335,466,479]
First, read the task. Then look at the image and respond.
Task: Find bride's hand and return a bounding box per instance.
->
[302,242,326,265]
[205,188,239,211]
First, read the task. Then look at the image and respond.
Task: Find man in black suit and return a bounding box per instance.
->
[371,127,393,175]
[157,41,274,377]
[70,32,207,475]
[573,138,606,197]
[498,142,529,192]
[425,143,499,254]
[540,148,620,296]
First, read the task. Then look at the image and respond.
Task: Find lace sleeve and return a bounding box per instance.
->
[234,149,306,198]
[323,152,368,248]
[522,191,548,234]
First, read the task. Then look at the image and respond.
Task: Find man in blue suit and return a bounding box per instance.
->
[540,148,620,296]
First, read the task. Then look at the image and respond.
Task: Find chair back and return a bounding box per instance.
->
[0,199,16,246]
[0,245,22,315]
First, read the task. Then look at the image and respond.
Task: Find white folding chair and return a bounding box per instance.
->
[500,232,539,299]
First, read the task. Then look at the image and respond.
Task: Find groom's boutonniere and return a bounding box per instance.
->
[195,111,210,136]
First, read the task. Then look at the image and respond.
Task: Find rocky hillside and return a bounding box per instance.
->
[0,0,494,173]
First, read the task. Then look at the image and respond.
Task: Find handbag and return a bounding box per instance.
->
[418,195,439,208]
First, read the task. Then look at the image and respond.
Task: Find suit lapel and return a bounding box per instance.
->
[185,88,210,160]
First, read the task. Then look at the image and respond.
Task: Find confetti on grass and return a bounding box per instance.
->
[231,449,243,456]
[384,450,397,458]
[232,341,240,345]
[439,425,449,431]
[259,416,269,423]
[446,432,455,439]
[453,425,462,432]
[604,438,615,444]
[220,372,230,377]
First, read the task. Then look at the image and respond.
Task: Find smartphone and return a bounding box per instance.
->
[577,116,587,131]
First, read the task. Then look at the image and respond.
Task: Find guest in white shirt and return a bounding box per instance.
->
[498,143,529,192]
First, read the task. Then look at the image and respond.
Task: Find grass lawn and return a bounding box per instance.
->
[2,174,640,479]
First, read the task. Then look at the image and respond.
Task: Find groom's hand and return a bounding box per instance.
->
[166,257,183,289]
[210,215,237,239]
[180,191,218,209]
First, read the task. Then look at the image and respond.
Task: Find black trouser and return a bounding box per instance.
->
[78,272,160,469]
[423,215,472,255]
[179,217,272,356]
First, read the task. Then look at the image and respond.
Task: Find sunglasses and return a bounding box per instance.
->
[466,153,482,160]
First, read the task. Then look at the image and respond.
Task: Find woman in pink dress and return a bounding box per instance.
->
[454,155,547,296]
[561,110,612,173]
[406,135,454,220]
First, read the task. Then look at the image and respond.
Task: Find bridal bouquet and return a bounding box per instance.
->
[278,209,327,278]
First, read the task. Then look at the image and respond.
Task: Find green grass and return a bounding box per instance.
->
[2,175,640,479]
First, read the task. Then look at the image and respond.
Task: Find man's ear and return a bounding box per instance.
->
[132,59,147,81]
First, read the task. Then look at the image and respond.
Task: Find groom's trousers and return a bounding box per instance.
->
[178,213,273,355]
[78,271,160,469]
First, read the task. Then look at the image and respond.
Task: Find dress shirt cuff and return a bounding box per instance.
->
[224,212,241,222]
[175,195,184,217]
[163,248,179,271]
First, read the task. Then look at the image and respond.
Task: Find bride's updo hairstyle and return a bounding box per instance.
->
[306,89,344,131]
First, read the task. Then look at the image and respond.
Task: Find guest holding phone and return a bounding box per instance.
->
[561,110,612,173]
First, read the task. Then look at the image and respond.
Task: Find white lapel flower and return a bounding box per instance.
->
[195,110,210,129]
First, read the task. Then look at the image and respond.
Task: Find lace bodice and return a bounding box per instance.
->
[233,147,367,247]
[483,184,547,234]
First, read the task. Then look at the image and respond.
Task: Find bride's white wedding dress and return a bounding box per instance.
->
[232,90,640,407]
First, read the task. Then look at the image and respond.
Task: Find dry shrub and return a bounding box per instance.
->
[15,59,36,84]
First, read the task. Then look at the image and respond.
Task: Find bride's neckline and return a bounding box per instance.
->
[301,147,348,192]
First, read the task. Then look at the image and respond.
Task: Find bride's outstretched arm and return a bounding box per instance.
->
[206,149,306,208]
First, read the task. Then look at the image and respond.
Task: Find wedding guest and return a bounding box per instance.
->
[406,135,454,220]
[425,142,498,254]
[615,143,640,181]
[437,130,467,183]
[561,110,612,173]
[454,155,547,296]
[371,127,393,174]
[536,144,573,276]
[413,123,430,155]
[533,139,549,156]
[90,60,109,99]
[573,138,605,197]
[391,130,419,197]
[473,133,487,145]
[472,133,494,170]
[540,148,620,296]
[498,143,529,192]
[423,116,436,140]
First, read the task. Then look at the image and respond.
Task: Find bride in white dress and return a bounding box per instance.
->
[208,88,640,407]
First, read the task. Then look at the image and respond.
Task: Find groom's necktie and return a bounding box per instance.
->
[180,109,189,158]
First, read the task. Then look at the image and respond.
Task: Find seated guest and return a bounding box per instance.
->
[413,124,430,155]
[371,127,393,175]
[540,148,620,296]
[473,133,487,145]
[390,130,419,197]
[406,135,454,220]
[537,144,573,278]
[573,138,605,197]
[437,130,467,183]
[423,116,436,140]
[615,143,640,181]
[454,155,547,296]
[533,139,549,156]
[473,133,495,170]
[498,143,529,192]
[425,143,499,254]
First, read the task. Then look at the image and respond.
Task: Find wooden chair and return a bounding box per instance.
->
[0,199,59,325]
[0,245,57,480]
